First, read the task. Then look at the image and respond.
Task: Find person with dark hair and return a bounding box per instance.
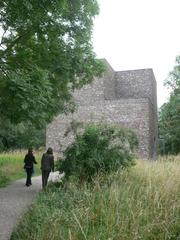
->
[24,148,37,187]
[41,147,54,188]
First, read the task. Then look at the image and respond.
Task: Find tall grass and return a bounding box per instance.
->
[0,151,42,187]
[11,155,180,240]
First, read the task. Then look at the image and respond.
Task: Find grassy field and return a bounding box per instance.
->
[11,155,180,240]
[0,151,42,187]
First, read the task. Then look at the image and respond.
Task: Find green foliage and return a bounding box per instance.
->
[11,156,180,240]
[0,0,105,127]
[159,95,180,155]
[164,55,180,90]
[57,124,138,181]
[0,170,10,187]
[159,56,180,155]
[0,120,45,151]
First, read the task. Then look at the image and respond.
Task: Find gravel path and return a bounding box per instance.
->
[0,176,42,240]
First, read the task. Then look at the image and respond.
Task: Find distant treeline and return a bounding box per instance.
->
[158,55,180,155]
[0,121,45,151]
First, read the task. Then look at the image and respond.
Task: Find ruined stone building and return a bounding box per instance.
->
[47,59,158,159]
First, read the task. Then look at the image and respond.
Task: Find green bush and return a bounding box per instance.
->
[0,170,10,187]
[57,123,138,182]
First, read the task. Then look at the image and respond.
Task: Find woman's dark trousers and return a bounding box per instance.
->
[42,170,50,188]
[26,168,33,186]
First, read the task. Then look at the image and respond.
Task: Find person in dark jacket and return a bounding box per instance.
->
[41,147,54,188]
[24,148,37,187]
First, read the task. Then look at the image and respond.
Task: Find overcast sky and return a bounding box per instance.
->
[92,0,180,107]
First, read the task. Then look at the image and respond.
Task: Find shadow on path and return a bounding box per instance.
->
[0,176,42,240]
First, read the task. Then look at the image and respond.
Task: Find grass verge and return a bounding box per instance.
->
[0,151,42,187]
[11,155,180,240]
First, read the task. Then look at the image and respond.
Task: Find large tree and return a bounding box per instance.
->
[159,56,180,155]
[0,0,104,128]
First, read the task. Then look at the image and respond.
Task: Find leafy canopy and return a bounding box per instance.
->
[159,56,180,155]
[0,0,104,127]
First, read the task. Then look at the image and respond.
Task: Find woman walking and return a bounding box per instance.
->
[24,148,37,187]
[41,147,54,188]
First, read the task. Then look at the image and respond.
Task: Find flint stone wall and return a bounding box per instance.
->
[47,59,158,159]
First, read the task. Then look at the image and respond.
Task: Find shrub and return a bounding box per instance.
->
[0,170,10,187]
[57,123,138,182]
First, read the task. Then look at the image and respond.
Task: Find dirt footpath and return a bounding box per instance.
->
[0,176,41,240]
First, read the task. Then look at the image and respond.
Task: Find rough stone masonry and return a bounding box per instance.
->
[47,59,158,159]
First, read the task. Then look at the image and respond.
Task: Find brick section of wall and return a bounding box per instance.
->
[115,69,156,106]
[103,59,116,100]
[46,60,158,159]
[73,76,105,106]
[148,101,158,158]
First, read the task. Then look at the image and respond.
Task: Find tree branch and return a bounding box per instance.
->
[0,66,11,80]
[0,28,7,46]
[1,34,23,56]
[0,27,35,59]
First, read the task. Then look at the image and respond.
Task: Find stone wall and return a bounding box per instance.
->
[47,99,152,159]
[46,60,158,159]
